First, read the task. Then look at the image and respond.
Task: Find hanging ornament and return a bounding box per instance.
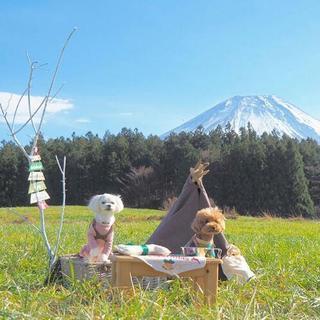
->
[28,144,50,207]
[30,190,50,204]
[28,171,45,181]
[28,181,47,194]
[33,145,39,155]
[30,154,41,162]
[29,161,44,172]
[37,200,49,210]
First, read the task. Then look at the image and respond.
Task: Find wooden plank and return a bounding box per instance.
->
[127,260,219,278]
[203,263,219,305]
[113,255,222,264]
[193,276,205,293]
[111,261,117,286]
[115,261,132,288]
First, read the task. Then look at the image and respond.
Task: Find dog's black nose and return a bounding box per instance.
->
[106,204,111,209]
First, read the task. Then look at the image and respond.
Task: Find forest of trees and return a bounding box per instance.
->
[1,124,320,218]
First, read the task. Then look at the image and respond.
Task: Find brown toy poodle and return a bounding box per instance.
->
[191,207,225,243]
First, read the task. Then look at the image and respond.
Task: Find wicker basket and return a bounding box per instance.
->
[60,254,112,284]
[60,254,168,290]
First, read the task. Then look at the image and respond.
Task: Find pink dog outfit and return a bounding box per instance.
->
[80,219,114,259]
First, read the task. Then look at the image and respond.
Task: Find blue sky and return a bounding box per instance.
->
[1,0,320,141]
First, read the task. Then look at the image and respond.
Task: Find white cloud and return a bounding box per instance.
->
[75,118,91,123]
[0,91,73,124]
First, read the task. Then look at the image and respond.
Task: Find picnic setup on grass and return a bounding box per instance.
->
[0,30,255,307]
[58,161,248,305]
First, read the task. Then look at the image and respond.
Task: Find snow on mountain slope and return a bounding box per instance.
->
[162,95,320,141]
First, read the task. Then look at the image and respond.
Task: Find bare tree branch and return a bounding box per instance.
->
[6,208,41,233]
[12,100,45,136]
[26,52,38,134]
[6,94,13,113]
[11,88,28,130]
[31,28,77,155]
[48,84,65,103]
[0,103,30,160]
[39,207,53,264]
[1,28,75,271]
[11,28,76,150]
[52,155,67,264]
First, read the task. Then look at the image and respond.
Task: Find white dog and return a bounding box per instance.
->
[80,193,124,262]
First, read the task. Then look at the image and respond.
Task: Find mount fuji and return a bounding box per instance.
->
[162,95,320,142]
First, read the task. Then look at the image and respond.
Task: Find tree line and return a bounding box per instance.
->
[1,124,319,218]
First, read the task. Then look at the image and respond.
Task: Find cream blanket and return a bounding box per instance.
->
[135,255,206,276]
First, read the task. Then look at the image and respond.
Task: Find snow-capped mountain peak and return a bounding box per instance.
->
[162,95,320,141]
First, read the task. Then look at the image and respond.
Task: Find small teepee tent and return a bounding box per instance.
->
[147,173,229,256]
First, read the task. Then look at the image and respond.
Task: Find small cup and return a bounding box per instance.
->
[206,248,222,259]
[195,247,208,257]
[181,247,211,257]
[181,247,198,256]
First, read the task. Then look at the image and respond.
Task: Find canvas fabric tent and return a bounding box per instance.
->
[147,175,229,256]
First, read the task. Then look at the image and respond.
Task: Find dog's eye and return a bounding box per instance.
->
[101,201,106,204]
[110,201,115,205]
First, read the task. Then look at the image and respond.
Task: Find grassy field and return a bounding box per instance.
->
[0,206,319,319]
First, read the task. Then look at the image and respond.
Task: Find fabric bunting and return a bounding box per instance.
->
[30,155,41,162]
[28,181,47,194]
[37,200,49,210]
[30,190,50,204]
[28,145,50,206]
[29,161,44,172]
[28,172,45,181]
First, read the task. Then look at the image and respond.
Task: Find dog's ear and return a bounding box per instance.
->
[220,218,226,231]
[114,195,124,213]
[191,217,201,233]
[215,207,226,220]
[88,195,101,213]
[221,212,226,221]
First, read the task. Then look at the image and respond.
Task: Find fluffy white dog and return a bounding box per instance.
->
[80,193,124,262]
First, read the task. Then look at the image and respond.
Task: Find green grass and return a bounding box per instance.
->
[0,206,319,319]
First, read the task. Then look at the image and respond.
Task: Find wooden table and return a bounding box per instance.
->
[111,255,222,305]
